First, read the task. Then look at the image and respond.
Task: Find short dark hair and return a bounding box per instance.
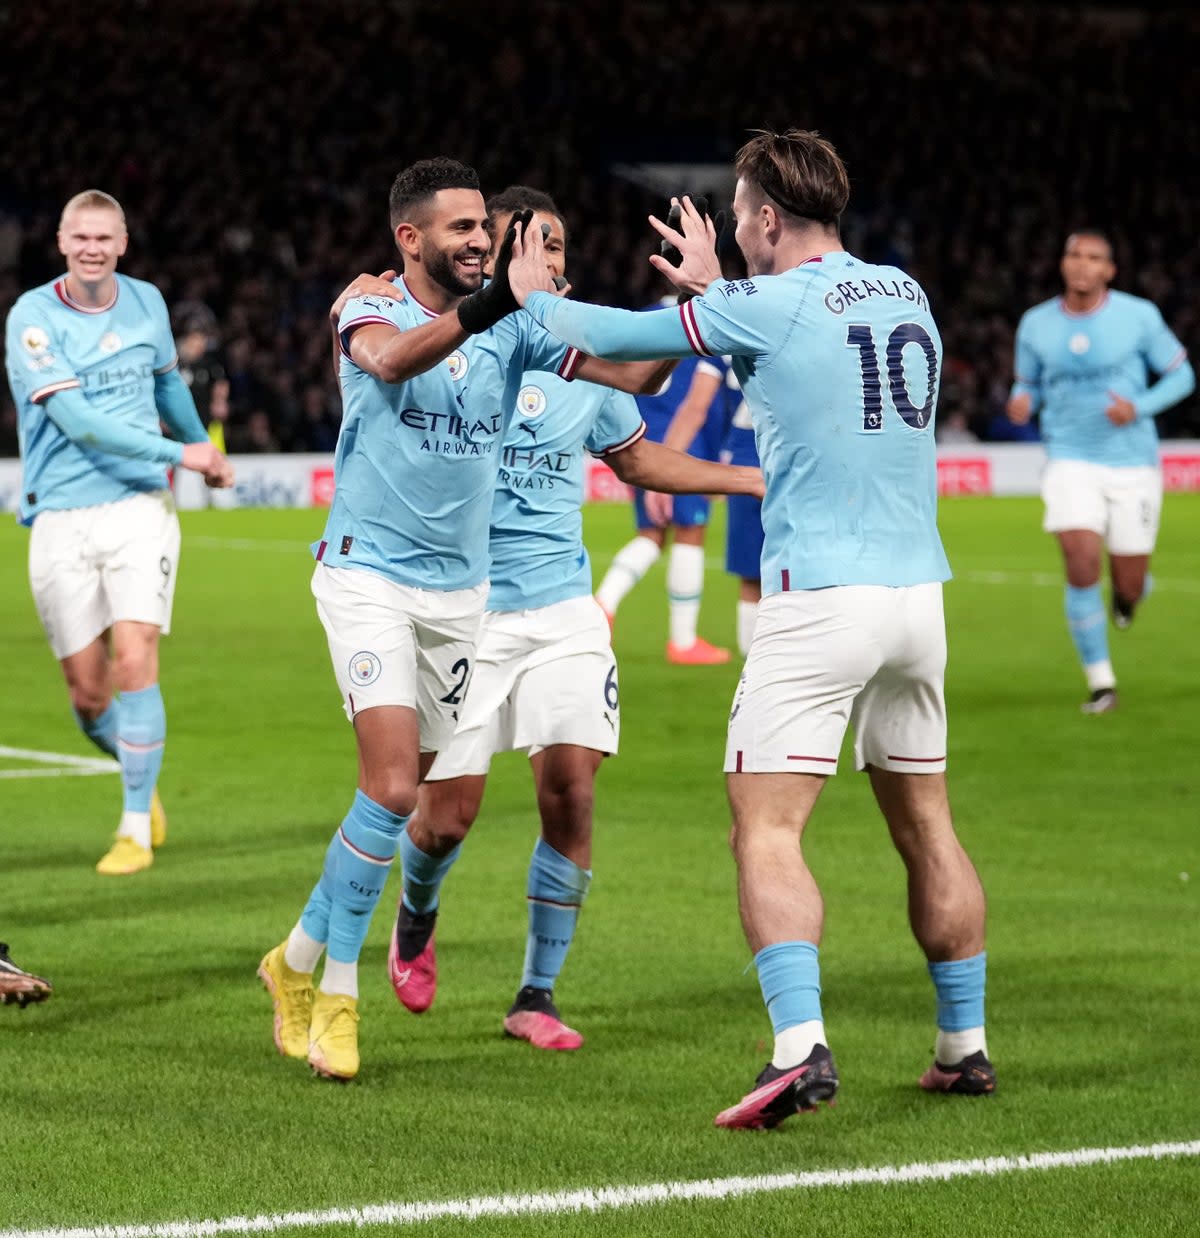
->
[388,158,480,228]
[1064,229,1113,259]
[485,185,567,241]
[734,129,849,227]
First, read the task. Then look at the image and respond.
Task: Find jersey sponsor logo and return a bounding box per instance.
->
[399,406,504,457]
[21,326,50,355]
[498,445,573,491]
[446,350,469,380]
[517,384,547,417]
[824,278,929,316]
[81,362,154,390]
[1068,332,1091,355]
[99,331,122,354]
[348,651,382,686]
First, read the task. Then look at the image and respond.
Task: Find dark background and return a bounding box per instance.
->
[2,0,1196,453]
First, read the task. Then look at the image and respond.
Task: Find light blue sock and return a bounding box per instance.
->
[521,838,591,992]
[928,951,987,1031]
[1065,584,1109,671]
[318,790,407,964]
[75,702,118,759]
[117,685,165,814]
[755,941,823,1034]
[398,826,461,915]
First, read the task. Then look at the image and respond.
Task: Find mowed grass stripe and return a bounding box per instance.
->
[4,1141,1198,1238]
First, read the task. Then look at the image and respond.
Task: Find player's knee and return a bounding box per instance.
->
[111,648,157,693]
[362,774,418,819]
[69,684,111,720]
[537,777,594,836]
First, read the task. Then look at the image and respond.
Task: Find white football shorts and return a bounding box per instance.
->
[29,490,181,660]
[1041,459,1162,555]
[427,595,619,780]
[725,583,948,775]
[311,562,486,753]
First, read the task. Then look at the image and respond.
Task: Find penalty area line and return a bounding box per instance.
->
[4,1140,1198,1238]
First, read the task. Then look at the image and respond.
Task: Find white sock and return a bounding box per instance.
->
[117,811,152,849]
[935,1026,988,1064]
[320,958,358,999]
[1085,659,1116,691]
[668,542,705,647]
[736,599,759,655]
[595,536,660,614]
[285,922,323,974]
[772,1019,827,1069]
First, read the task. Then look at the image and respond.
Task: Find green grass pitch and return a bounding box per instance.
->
[1,496,1197,1237]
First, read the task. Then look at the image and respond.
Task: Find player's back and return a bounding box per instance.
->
[1014,290,1178,467]
[5,273,176,523]
[692,253,949,594]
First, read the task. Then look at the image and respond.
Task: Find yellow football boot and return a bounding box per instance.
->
[308,991,360,1081]
[257,943,313,1059]
[95,835,154,875]
[150,790,168,849]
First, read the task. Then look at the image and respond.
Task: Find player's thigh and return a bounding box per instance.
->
[851,583,947,774]
[1102,466,1161,555]
[725,589,885,775]
[726,770,826,849]
[97,491,182,635]
[725,494,764,578]
[28,506,108,659]
[1041,459,1107,536]
[312,563,423,722]
[411,582,489,755]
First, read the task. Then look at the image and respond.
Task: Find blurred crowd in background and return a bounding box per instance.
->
[2,0,1197,455]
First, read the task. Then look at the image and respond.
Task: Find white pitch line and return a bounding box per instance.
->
[0,766,116,780]
[4,1140,1197,1238]
[0,745,117,769]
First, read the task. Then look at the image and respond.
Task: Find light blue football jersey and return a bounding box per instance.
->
[524,252,951,595]
[320,278,578,591]
[1011,290,1189,467]
[488,374,644,612]
[5,274,180,524]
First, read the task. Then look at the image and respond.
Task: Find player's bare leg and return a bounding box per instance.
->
[869,768,994,1095]
[1109,551,1151,629]
[1056,529,1118,712]
[388,772,485,1013]
[715,772,838,1129]
[501,744,602,1050]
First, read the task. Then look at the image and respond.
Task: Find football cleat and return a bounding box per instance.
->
[95,835,154,875]
[1081,687,1118,715]
[257,942,313,1059]
[666,637,731,666]
[0,943,52,1008]
[388,902,437,1013]
[714,1044,839,1130]
[150,789,168,849]
[919,1050,997,1095]
[502,985,583,1051]
[308,991,360,1081]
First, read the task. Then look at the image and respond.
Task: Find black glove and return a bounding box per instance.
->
[457,208,533,335]
[659,195,717,266]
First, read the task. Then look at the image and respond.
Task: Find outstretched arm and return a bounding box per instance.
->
[607,435,763,499]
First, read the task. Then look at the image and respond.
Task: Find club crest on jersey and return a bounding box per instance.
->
[1069,333,1091,355]
[447,350,469,380]
[21,326,49,356]
[99,331,122,354]
[348,651,382,686]
[518,385,547,418]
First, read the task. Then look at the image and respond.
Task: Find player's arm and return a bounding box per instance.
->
[344,315,471,385]
[573,353,678,395]
[1006,317,1042,424]
[153,365,208,443]
[41,387,230,481]
[1134,313,1195,419]
[605,435,763,499]
[662,366,725,454]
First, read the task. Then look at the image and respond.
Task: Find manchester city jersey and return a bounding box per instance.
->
[683,254,951,594]
[5,274,179,523]
[487,375,644,612]
[1011,290,1188,468]
[321,278,579,592]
